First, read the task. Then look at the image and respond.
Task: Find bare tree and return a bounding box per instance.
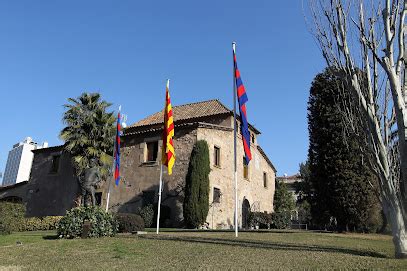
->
[306,0,407,258]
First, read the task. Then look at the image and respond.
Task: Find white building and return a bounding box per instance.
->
[2,137,47,186]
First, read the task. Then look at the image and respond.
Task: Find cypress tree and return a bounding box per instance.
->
[183,140,210,228]
[307,68,382,232]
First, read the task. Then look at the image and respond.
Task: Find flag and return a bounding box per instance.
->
[233,48,252,164]
[114,111,121,186]
[162,80,176,175]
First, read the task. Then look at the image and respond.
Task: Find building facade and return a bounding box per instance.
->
[105,100,277,228]
[2,137,47,187]
[0,100,277,228]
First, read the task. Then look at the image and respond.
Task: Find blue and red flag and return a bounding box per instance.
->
[233,48,252,164]
[114,111,121,186]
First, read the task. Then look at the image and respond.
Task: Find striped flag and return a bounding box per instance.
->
[162,80,176,175]
[233,48,252,164]
[114,111,121,185]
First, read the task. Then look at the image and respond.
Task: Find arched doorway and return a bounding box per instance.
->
[242,198,251,229]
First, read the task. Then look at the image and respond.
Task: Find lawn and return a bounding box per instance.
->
[0,230,406,270]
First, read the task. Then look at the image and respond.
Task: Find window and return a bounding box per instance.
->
[251,134,255,144]
[50,155,60,173]
[213,188,221,203]
[263,172,268,188]
[243,157,249,179]
[146,141,158,162]
[214,146,221,167]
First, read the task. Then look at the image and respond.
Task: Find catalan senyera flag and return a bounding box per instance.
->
[162,80,175,175]
[233,48,252,164]
[114,111,121,186]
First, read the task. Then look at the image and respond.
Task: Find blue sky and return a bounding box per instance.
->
[0,1,325,184]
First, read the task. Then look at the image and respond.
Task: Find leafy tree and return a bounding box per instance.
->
[271,180,295,229]
[183,140,210,228]
[60,93,115,179]
[307,0,407,257]
[307,69,381,232]
[274,180,295,213]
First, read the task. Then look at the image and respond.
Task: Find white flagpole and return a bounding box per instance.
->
[106,105,121,212]
[157,79,170,234]
[156,164,164,234]
[232,42,238,237]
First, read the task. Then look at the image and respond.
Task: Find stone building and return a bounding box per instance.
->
[0,145,81,217]
[0,99,276,229]
[107,99,276,228]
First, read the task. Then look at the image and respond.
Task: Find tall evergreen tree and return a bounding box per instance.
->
[183,140,210,228]
[308,69,381,232]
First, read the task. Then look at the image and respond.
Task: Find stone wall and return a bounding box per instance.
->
[26,147,79,217]
[104,127,197,226]
[197,127,276,229]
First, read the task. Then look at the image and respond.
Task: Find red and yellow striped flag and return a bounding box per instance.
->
[162,79,175,175]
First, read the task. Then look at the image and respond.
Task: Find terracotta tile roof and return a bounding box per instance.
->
[128,99,231,128]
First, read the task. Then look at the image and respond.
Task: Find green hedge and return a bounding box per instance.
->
[57,206,118,238]
[23,216,63,231]
[0,202,25,233]
[0,202,63,233]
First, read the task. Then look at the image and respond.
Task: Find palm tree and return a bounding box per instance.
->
[60,92,115,185]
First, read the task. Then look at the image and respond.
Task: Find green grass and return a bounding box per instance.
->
[0,230,406,270]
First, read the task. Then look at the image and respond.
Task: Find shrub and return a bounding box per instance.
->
[138,204,154,228]
[183,140,210,228]
[271,211,292,229]
[23,216,63,231]
[57,206,118,238]
[248,212,272,229]
[152,204,172,227]
[116,213,145,233]
[0,221,11,235]
[0,202,25,232]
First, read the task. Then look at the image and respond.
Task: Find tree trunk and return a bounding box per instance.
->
[382,188,407,258]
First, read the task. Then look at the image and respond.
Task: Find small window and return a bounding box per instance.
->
[146,141,159,162]
[243,157,249,179]
[213,187,221,203]
[214,146,221,167]
[251,134,255,144]
[50,155,60,173]
[263,172,268,188]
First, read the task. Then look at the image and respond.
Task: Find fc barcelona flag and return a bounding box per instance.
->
[233,47,252,164]
[162,79,176,175]
[114,111,121,186]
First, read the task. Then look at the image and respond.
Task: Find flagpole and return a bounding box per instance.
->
[232,42,238,238]
[156,163,164,234]
[157,79,170,234]
[106,105,121,212]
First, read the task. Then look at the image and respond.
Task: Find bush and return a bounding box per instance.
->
[248,212,272,229]
[271,211,292,229]
[23,216,63,231]
[139,204,154,228]
[0,221,11,235]
[138,204,154,228]
[116,213,145,233]
[153,204,172,227]
[57,206,118,238]
[0,202,25,232]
